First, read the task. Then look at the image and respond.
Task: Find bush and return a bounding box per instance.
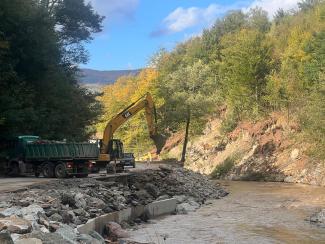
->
[220,115,238,135]
[211,156,235,178]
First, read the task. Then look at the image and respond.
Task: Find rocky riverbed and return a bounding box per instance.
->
[0,166,227,243]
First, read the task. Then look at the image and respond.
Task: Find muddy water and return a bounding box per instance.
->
[127,181,325,244]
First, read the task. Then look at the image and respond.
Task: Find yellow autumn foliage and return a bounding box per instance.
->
[96,68,159,156]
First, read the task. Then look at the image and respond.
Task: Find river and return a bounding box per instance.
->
[126,181,325,243]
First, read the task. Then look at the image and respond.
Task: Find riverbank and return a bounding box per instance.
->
[0,166,227,243]
[125,181,325,243]
[160,113,325,186]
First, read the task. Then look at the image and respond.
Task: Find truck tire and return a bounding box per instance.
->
[54,163,67,178]
[42,162,54,178]
[8,162,20,177]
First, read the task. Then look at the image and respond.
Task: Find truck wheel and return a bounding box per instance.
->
[43,162,54,178]
[54,163,67,178]
[8,162,20,177]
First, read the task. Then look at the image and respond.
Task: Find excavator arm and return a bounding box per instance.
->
[101,92,157,155]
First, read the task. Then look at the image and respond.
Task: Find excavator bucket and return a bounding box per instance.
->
[151,134,167,154]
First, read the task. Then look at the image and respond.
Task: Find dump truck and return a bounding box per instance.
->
[0,135,98,178]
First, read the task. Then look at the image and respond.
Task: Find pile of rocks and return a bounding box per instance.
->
[0,166,227,243]
[129,166,228,213]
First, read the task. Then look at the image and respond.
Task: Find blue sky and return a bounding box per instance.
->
[82,0,299,71]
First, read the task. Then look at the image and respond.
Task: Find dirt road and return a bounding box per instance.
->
[0,177,54,193]
[0,162,161,193]
[127,181,325,244]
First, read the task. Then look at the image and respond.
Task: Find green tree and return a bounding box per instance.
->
[201,10,247,64]
[159,61,216,162]
[220,29,272,119]
[0,0,103,140]
[300,30,325,158]
[247,7,271,33]
[40,0,104,64]
[298,0,322,11]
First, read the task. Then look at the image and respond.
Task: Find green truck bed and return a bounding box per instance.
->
[25,143,99,161]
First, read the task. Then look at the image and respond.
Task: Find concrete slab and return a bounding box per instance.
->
[147,198,177,217]
[78,198,177,235]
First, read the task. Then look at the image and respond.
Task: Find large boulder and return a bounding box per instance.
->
[49,213,63,222]
[88,197,106,209]
[176,202,200,214]
[56,224,78,243]
[106,221,129,240]
[74,193,87,209]
[61,193,76,207]
[0,216,32,234]
[144,183,159,198]
[0,207,21,217]
[20,204,45,222]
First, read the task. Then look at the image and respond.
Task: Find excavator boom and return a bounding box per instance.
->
[101,93,157,155]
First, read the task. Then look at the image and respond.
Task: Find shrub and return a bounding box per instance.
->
[220,115,238,135]
[211,156,235,178]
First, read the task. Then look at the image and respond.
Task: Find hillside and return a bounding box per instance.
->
[78,68,141,84]
[159,112,325,186]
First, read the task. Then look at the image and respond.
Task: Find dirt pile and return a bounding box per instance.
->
[0,167,227,243]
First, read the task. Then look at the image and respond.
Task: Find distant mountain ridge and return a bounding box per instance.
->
[79,68,142,85]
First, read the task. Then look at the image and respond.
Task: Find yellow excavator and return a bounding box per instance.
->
[97,92,164,172]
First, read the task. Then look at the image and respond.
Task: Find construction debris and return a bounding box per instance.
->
[0,166,227,243]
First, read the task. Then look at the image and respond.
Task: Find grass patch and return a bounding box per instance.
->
[211,156,236,179]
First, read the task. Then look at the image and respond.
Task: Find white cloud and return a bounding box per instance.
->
[165,5,219,32]
[245,0,299,18]
[152,0,300,37]
[151,4,224,37]
[86,0,139,20]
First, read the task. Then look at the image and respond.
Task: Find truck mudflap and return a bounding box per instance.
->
[64,161,90,178]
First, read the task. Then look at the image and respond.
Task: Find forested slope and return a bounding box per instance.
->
[98,0,324,165]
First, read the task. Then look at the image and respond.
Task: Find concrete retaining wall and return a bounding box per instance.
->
[77,198,176,235]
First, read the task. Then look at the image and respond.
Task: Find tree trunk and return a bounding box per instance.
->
[181,109,190,164]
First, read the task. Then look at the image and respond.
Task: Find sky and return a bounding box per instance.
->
[82,0,300,71]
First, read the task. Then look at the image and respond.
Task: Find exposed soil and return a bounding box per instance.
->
[160,112,325,186]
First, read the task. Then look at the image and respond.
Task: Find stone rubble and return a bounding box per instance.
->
[0,216,32,234]
[0,166,227,243]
